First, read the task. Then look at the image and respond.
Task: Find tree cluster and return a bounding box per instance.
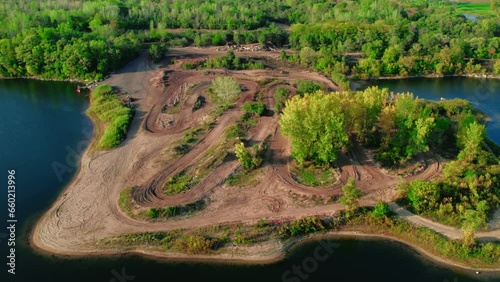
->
[288,0,500,80]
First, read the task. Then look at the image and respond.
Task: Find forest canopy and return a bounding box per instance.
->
[0,0,499,80]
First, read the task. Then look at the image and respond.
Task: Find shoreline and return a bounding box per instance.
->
[30,228,500,273]
[355,73,500,81]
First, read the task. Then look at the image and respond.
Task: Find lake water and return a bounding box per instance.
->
[0,78,498,282]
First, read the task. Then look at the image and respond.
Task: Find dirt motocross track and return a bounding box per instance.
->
[32,47,446,258]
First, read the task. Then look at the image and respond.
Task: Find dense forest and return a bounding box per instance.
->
[1,0,499,81]
[288,1,500,85]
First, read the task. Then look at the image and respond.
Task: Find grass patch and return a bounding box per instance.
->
[163,170,200,195]
[146,199,206,220]
[118,187,135,217]
[87,84,132,149]
[225,168,261,187]
[291,163,337,187]
[455,2,493,16]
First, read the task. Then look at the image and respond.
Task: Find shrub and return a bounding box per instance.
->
[208,77,241,104]
[163,171,199,195]
[174,235,218,254]
[296,80,321,95]
[371,201,390,218]
[242,102,266,116]
[278,216,325,238]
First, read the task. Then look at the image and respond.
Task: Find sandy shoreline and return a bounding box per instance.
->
[30,228,500,272]
[29,48,500,275]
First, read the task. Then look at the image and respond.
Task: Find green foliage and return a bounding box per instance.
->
[290,2,499,78]
[147,199,205,219]
[280,92,349,165]
[208,76,241,104]
[234,142,263,171]
[242,102,266,116]
[371,201,390,218]
[87,84,132,149]
[461,209,487,246]
[296,80,321,95]
[118,187,135,216]
[292,165,336,187]
[174,235,218,254]
[273,87,290,114]
[280,87,389,165]
[457,121,486,162]
[149,43,169,63]
[203,50,265,70]
[377,93,435,166]
[339,178,362,214]
[406,180,440,213]
[278,216,325,238]
[494,60,500,75]
[163,171,199,195]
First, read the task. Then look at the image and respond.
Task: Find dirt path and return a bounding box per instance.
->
[31,47,499,261]
[389,203,500,242]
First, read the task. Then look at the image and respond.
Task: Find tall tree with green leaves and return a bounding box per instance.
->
[458,121,486,163]
[208,77,241,104]
[279,92,349,165]
[461,209,486,246]
[339,178,362,215]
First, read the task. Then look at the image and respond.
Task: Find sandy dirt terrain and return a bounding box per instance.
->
[31,46,500,263]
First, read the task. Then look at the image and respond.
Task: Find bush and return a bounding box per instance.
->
[149,43,169,63]
[242,102,266,116]
[371,201,390,218]
[296,80,321,95]
[407,180,440,213]
[274,87,290,114]
[174,235,218,254]
[278,216,325,238]
[208,77,241,104]
[163,171,199,195]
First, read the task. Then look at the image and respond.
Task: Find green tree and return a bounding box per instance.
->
[279,92,349,165]
[371,201,390,218]
[208,77,241,104]
[493,59,500,75]
[407,180,440,213]
[461,209,486,246]
[296,80,321,95]
[235,142,262,170]
[339,178,362,215]
[149,43,169,63]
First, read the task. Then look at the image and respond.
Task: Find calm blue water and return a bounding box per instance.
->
[0,78,498,282]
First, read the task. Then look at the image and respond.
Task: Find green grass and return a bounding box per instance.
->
[146,199,206,219]
[87,84,132,149]
[163,170,200,195]
[292,164,337,187]
[455,2,493,16]
[118,187,135,217]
